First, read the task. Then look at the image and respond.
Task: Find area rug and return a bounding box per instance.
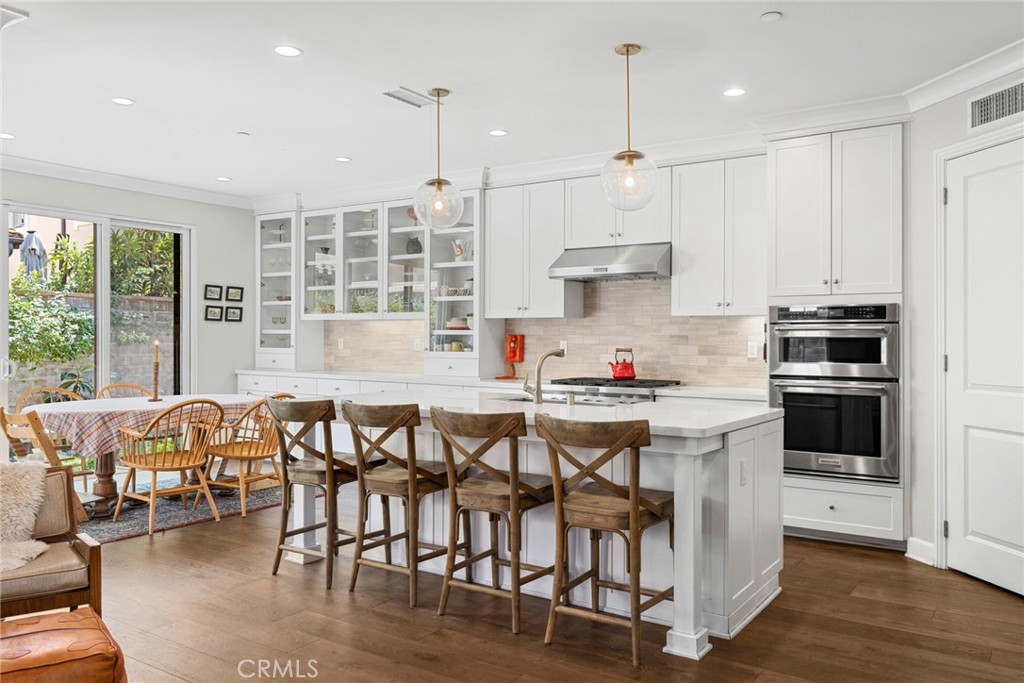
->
[79,486,282,543]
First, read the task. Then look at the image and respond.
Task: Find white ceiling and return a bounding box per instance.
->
[1,2,1021,201]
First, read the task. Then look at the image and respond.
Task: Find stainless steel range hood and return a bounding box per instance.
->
[548,243,671,281]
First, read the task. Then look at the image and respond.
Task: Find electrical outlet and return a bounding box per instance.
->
[413,338,423,351]
[747,340,758,359]
[337,338,344,351]
[559,340,569,353]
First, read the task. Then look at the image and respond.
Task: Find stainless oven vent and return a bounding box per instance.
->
[970,83,1023,128]
[383,86,437,109]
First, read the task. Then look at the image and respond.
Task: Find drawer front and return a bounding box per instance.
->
[316,379,361,396]
[277,377,318,396]
[784,482,902,540]
[358,381,408,394]
[407,382,466,396]
[255,351,295,371]
[237,375,278,393]
[424,357,478,378]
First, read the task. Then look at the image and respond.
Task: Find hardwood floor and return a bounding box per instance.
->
[91,505,1022,683]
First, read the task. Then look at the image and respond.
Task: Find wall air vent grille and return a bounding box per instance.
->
[382,87,436,109]
[970,83,1023,128]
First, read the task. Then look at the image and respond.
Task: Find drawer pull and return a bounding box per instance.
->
[828,504,835,511]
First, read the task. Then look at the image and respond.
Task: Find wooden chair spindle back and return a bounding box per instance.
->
[96,383,153,399]
[120,399,224,469]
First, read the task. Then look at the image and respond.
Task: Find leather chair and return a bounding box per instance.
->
[0,466,102,619]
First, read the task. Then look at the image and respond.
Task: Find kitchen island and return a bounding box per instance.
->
[299,388,783,660]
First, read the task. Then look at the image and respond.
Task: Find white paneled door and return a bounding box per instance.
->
[945,138,1024,595]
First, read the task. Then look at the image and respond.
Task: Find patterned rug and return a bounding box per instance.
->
[79,485,282,543]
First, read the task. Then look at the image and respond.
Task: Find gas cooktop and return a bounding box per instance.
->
[551,378,682,389]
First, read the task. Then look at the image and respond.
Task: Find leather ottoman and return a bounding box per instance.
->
[0,608,127,683]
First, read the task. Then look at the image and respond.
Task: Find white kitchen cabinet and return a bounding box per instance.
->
[767,124,902,297]
[564,170,671,249]
[783,475,904,542]
[255,212,322,369]
[484,181,582,319]
[671,156,766,316]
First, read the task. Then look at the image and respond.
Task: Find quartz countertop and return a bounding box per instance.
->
[336,388,782,440]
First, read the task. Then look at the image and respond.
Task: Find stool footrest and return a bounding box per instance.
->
[555,604,631,629]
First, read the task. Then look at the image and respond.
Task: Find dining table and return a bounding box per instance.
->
[25,393,261,516]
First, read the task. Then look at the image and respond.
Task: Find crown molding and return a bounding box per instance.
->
[484,131,766,188]
[1,155,253,210]
[904,39,1024,113]
[752,95,913,141]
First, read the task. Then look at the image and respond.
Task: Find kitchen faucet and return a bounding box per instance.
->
[522,347,565,404]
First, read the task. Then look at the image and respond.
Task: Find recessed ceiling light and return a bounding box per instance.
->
[111,97,135,106]
[0,133,14,140]
[761,11,783,23]
[723,88,747,97]
[215,176,232,182]
[488,129,510,137]
[274,45,303,57]
[333,156,352,163]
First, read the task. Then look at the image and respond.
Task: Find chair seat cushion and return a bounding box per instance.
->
[563,483,673,530]
[0,608,127,683]
[0,543,88,601]
[364,461,447,496]
[457,471,554,511]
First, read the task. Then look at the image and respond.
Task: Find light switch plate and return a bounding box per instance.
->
[746,341,758,359]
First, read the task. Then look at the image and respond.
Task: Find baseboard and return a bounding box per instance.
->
[905,537,937,566]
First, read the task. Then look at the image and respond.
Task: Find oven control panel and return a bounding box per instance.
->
[770,304,899,323]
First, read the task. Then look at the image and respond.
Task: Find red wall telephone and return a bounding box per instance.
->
[505,334,525,363]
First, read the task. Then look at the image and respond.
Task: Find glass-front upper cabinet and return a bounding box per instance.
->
[427,193,478,354]
[256,212,295,363]
[300,210,339,317]
[384,200,427,318]
[339,204,381,317]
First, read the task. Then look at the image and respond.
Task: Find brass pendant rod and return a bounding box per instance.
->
[435,89,442,184]
[625,49,632,153]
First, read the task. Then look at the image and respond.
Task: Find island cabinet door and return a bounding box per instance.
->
[701,419,783,637]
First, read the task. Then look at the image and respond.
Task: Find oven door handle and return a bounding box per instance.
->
[772,325,891,335]
[772,380,892,393]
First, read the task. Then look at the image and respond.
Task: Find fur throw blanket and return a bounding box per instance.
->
[0,461,50,572]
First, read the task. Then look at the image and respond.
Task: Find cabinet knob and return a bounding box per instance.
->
[617,232,623,237]
[516,306,522,310]
[716,302,722,307]
[822,279,828,285]
[608,233,615,238]
[833,279,839,285]
[725,302,731,307]
[523,306,528,311]
[447,365,453,370]
[828,504,836,511]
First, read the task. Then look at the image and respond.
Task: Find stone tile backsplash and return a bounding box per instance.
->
[324,280,767,388]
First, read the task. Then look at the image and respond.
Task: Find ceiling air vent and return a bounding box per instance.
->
[382,87,437,109]
[970,82,1023,128]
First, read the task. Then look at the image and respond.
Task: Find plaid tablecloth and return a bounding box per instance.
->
[25,394,260,458]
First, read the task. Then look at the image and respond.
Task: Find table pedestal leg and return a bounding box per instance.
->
[90,451,118,516]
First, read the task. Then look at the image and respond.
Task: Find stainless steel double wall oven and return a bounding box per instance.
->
[769,304,900,482]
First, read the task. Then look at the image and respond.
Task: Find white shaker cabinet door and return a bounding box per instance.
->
[484,185,526,318]
[672,160,726,316]
[523,181,571,318]
[768,134,832,297]
[619,166,672,245]
[564,176,617,249]
[831,124,903,295]
[725,155,768,315]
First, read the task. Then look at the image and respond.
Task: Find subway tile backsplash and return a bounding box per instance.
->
[324,280,767,388]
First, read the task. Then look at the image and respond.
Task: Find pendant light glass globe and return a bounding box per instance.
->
[414,178,464,229]
[601,150,659,211]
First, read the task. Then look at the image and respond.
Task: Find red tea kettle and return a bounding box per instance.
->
[608,347,637,380]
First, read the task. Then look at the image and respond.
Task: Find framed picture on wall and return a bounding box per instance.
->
[204,285,223,301]
[225,306,243,322]
[205,305,224,321]
[225,286,244,302]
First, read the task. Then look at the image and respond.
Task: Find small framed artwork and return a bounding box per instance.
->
[225,306,243,322]
[204,284,223,301]
[205,305,224,322]
[225,286,244,302]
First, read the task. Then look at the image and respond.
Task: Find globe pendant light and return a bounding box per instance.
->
[601,43,658,211]
[414,87,464,229]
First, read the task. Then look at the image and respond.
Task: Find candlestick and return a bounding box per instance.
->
[149,341,162,402]
[154,339,159,364]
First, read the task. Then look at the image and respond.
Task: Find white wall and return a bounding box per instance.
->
[904,70,1024,550]
[1,170,255,393]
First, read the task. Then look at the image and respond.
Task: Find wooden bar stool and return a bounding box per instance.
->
[431,407,555,634]
[341,403,470,608]
[265,396,371,589]
[535,414,674,668]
